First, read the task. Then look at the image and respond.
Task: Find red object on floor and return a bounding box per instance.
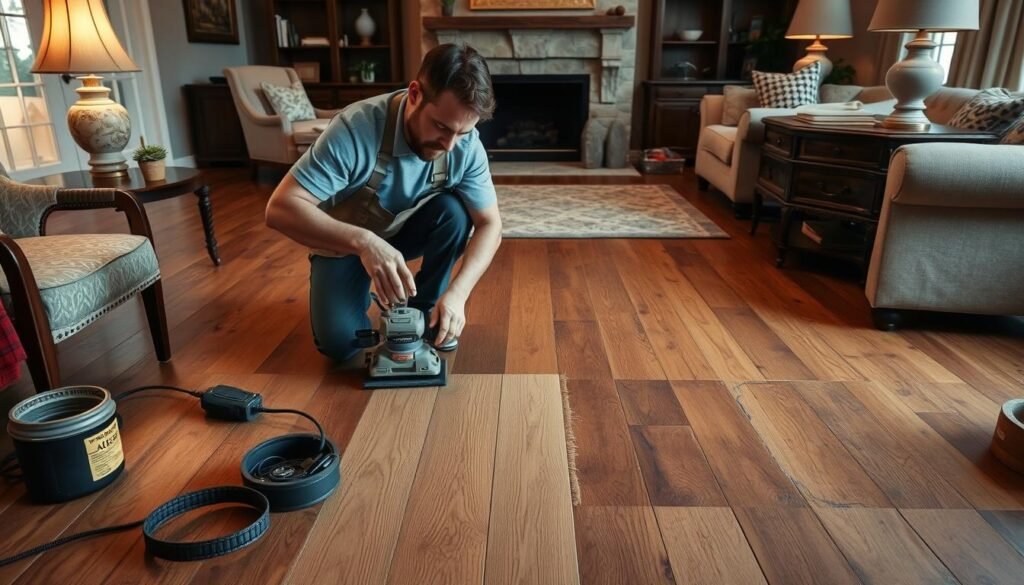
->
[0,303,26,387]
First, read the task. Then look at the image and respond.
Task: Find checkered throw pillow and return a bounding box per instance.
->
[752,62,821,109]
[949,88,1024,135]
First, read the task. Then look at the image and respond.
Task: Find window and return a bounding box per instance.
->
[931,32,958,84]
[0,0,59,172]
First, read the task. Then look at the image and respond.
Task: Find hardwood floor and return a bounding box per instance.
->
[1,167,1023,584]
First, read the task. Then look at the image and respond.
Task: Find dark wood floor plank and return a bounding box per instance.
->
[902,509,1024,585]
[450,323,508,374]
[672,381,805,508]
[554,321,613,380]
[548,240,597,322]
[630,425,727,507]
[713,307,816,380]
[574,506,675,585]
[793,381,971,509]
[616,380,688,426]
[567,378,649,506]
[733,381,892,508]
[732,507,861,585]
[979,510,1024,557]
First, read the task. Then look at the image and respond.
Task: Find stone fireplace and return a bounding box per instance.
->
[421,4,638,161]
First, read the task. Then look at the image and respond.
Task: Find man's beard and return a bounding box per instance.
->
[406,110,446,161]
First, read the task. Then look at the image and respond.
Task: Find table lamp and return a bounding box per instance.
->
[785,0,853,82]
[30,0,141,178]
[869,0,979,131]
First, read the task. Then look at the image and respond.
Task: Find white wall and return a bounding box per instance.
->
[148,0,257,159]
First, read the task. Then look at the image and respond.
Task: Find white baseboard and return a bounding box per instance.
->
[172,155,197,168]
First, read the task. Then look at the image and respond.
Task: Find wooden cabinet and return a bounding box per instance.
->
[753,116,998,272]
[267,0,404,109]
[184,84,248,166]
[642,0,798,154]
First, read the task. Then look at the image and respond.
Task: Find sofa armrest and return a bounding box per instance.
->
[737,107,799,144]
[700,95,724,130]
[314,107,342,119]
[886,143,1024,209]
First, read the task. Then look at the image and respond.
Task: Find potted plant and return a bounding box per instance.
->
[355,61,376,83]
[132,137,167,182]
[440,0,455,17]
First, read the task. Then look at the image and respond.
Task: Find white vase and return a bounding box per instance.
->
[355,9,375,46]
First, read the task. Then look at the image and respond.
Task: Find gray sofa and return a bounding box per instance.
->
[867,88,1024,329]
[695,84,893,210]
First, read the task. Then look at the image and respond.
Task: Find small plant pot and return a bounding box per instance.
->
[139,160,166,182]
[441,3,455,16]
[360,71,375,83]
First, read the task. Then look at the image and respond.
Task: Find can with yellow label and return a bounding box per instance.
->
[8,386,124,503]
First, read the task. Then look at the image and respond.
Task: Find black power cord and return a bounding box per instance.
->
[0,383,329,566]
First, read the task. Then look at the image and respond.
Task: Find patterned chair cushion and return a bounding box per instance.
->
[752,61,821,109]
[260,81,316,122]
[0,234,160,342]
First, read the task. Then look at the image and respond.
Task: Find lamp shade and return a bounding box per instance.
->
[31,0,140,74]
[869,0,980,32]
[786,0,854,40]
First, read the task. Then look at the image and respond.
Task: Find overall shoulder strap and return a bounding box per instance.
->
[430,152,449,191]
[366,91,406,192]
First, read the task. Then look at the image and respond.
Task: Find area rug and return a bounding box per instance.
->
[498,184,728,239]
[490,161,641,178]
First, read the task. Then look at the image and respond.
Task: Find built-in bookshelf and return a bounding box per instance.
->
[267,0,403,108]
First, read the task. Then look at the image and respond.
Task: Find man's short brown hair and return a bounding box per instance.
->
[417,43,496,121]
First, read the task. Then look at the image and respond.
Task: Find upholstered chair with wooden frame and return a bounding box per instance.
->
[0,165,170,392]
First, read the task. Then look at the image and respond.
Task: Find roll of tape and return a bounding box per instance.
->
[991,399,1024,474]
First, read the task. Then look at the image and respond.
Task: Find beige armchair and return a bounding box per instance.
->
[866,87,1024,330]
[224,66,340,174]
[695,84,893,213]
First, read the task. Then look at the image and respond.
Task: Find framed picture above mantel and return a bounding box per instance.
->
[470,0,594,9]
[183,0,240,44]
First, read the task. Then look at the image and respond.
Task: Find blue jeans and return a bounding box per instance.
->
[309,192,472,361]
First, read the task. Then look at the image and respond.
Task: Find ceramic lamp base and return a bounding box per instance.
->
[879,30,944,132]
[793,37,833,83]
[67,75,131,178]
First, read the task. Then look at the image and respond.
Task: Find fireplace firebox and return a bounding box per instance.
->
[477,74,590,162]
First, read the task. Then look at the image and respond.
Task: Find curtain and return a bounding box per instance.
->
[874,33,907,85]
[947,0,1024,90]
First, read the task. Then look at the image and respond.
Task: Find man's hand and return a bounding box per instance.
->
[430,289,467,346]
[357,234,417,306]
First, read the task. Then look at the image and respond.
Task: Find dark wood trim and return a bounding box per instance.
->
[422,15,635,31]
[0,235,59,392]
[142,281,172,361]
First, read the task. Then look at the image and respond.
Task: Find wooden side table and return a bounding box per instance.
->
[752,116,996,273]
[30,167,221,266]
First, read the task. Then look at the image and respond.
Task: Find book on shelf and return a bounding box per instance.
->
[300,36,330,47]
[801,220,866,250]
[274,15,299,48]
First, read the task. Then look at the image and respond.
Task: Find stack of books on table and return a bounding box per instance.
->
[795,102,878,127]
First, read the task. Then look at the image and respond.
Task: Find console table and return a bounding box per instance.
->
[30,167,221,266]
[752,116,997,272]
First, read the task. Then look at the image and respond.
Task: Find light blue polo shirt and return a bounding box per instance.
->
[290,90,496,214]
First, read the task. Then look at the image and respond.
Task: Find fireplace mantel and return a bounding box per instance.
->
[422,15,635,31]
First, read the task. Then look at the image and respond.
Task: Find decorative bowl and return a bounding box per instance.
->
[679,29,703,41]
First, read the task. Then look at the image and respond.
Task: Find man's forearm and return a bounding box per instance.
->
[448,221,502,298]
[266,178,372,256]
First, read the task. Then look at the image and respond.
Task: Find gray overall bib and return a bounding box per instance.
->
[317,90,450,242]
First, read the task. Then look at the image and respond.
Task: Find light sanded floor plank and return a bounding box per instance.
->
[815,508,958,585]
[485,375,580,585]
[655,507,768,585]
[386,375,503,585]
[287,387,439,585]
[902,509,1024,585]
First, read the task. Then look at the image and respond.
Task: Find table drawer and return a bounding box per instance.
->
[799,137,883,168]
[758,155,790,196]
[792,167,879,214]
[764,127,794,157]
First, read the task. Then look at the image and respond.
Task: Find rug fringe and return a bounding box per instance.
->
[559,374,582,506]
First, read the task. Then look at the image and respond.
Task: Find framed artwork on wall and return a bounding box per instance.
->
[183,0,240,44]
[470,0,594,9]
[294,62,321,83]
